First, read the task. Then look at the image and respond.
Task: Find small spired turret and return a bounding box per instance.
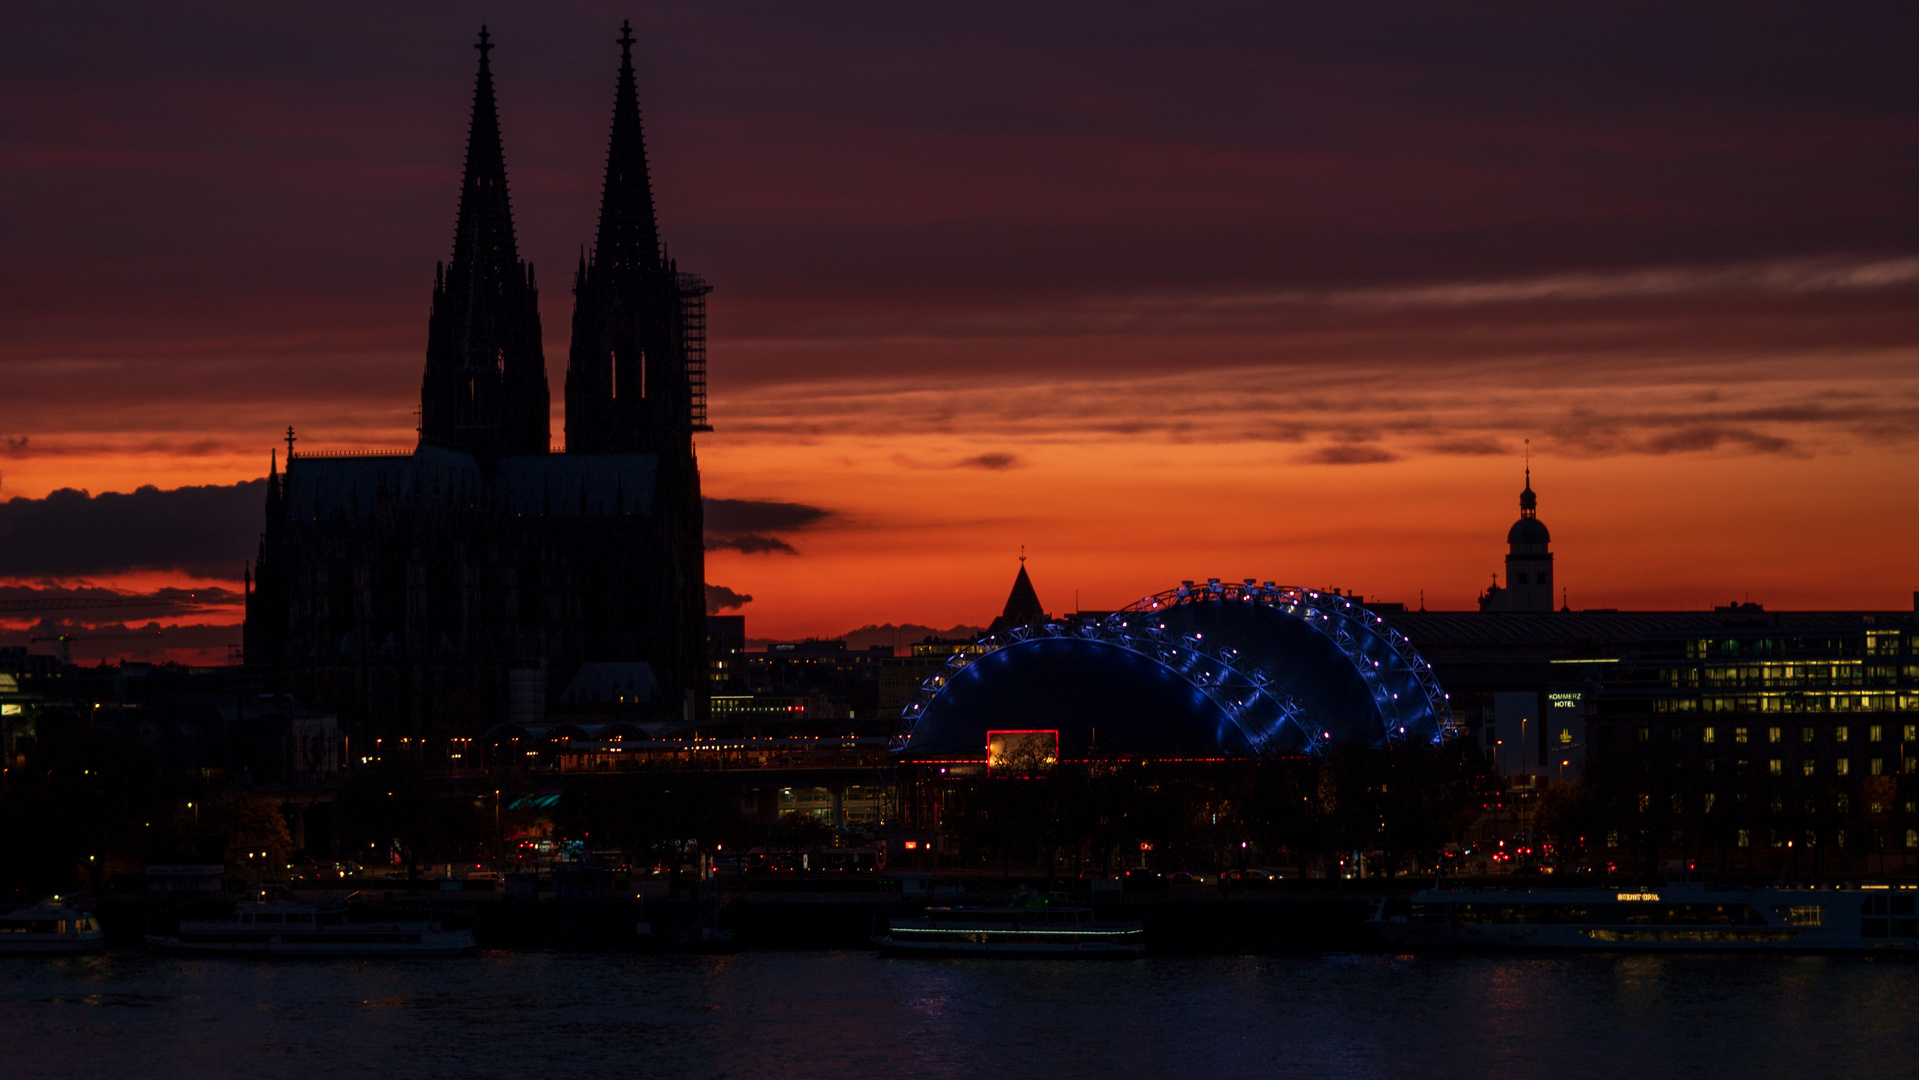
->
[988,559,1051,634]
[1479,468,1555,612]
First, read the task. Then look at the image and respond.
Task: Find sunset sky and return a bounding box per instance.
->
[3,3,1917,660]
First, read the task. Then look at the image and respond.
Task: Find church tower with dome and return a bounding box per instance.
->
[1478,468,1555,612]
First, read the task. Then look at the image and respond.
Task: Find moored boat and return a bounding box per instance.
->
[875,903,1145,956]
[0,896,105,954]
[144,898,476,957]
[1373,881,1919,952]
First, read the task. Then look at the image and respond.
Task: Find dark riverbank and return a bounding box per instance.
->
[98,878,1396,952]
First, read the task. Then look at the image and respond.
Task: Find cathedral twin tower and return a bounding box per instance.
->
[422,23,707,460]
[245,26,710,742]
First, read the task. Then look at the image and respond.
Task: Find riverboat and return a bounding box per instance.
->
[144,899,476,957]
[1372,881,1919,952]
[0,896,105,954]
[875,904,1145,956]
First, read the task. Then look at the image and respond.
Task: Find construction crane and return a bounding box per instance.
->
[29,631,166,665]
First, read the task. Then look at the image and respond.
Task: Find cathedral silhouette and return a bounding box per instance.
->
[245,25,708,745]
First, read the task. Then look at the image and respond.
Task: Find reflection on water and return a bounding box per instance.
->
[6,950,1919,1079]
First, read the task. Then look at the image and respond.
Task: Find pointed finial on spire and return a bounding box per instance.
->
[590,20,661,272]
[476,24,493,60]
[1020,544,1026,565]
[285,426,297,459]
[1518,438,1538,517]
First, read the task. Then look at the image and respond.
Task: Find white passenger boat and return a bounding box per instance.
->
[875,904,1145,956]
[0,896,105,954]
[1373,881,1919,952]
[145,899,476,957]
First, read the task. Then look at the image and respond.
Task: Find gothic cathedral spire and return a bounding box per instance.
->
[566,21,701,456]
[421,25,550,459]
[596,22,661,278]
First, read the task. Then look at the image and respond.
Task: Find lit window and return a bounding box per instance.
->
[1803,727,1816,743]
[1704,793,1716,813]
[1735,727,1749,744]
[1870,725,1884,742]
[1837,758,1851,776]
[1872,759,1885,776]
[1905,725,1916,742]
[1836,726,1850,742]
[1769,759,1783,776]
[1803,760,1816,777]
[1768,726,1782,744]
[1907,830,1917,850]
[1637,727,1650,743]
[1737,829,1751,848]
[1703,726,1717,744]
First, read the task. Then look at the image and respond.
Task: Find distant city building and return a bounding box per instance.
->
[706,615,746,691]
[1582,610,1919,873]
[1479,469,1555,612]
[245,27,707,748]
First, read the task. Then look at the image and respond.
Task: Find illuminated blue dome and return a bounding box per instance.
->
[901,637,1251,758]
[893,581,1454,758]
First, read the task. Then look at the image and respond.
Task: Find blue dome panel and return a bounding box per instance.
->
[902,637,1252,759]
[1143,601,1382,745]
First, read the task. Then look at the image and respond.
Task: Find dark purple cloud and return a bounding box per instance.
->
[703,497,831,532]
[0,482,266,578]
[0,480,832,577]
[705,583,753,613]
[4,2,1915,376]
[955,453,1019,470]
[705,533,799,555]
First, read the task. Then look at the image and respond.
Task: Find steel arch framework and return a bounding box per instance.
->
[890,578,1458,755]
[1120,579,1458,743]
[889,617,1309,755]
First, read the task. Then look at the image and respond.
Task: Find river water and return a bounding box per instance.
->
[6,949,1917,1079]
